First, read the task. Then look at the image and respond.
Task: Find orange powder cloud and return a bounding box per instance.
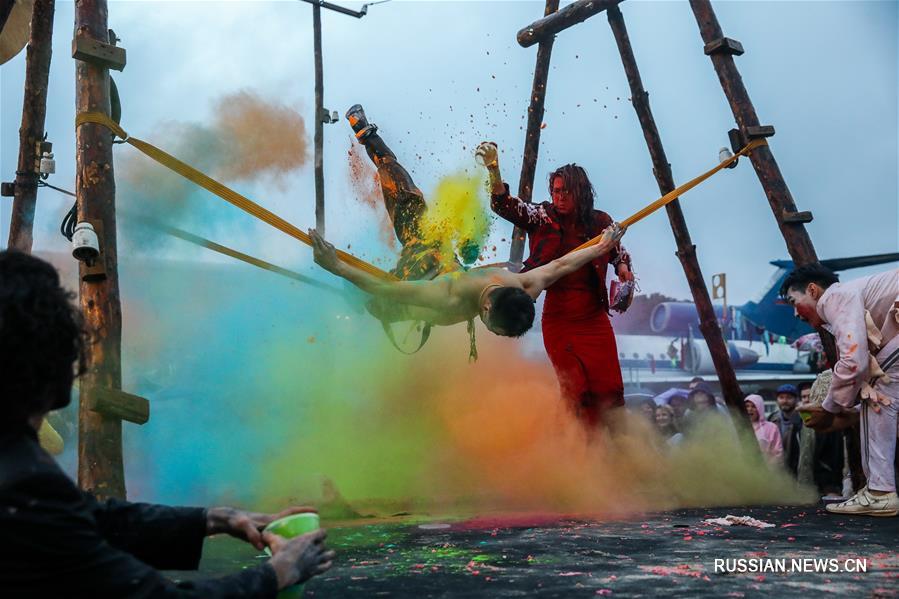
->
[365,325,812,518]
[214,90,308,186]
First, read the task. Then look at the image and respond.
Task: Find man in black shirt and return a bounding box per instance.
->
[0,250,335,597]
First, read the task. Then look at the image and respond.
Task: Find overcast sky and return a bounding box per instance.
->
[1,0,897,303]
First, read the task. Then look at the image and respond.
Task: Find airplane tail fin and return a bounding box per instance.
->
[820,252,899,272]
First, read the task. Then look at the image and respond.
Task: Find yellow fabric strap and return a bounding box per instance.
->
[573,137,768,253]
[149,221,345,295]
[75,112,397,281]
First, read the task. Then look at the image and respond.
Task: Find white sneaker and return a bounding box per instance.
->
[826,487,899,517]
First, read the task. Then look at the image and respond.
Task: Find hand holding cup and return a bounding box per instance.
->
[475,141,499,168]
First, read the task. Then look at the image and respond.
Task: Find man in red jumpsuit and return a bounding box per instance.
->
[477,142,634,429]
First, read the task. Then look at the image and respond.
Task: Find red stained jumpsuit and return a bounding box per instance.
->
[492,184,629,427]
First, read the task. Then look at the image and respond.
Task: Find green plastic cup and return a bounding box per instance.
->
[266,512,320,539]
[264,513,321,599]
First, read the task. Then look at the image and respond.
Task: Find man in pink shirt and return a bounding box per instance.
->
[783,263,899,516]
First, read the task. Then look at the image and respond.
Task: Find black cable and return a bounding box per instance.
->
[38,181,76,197]
[60,201,77,242]
[36,181,79,241]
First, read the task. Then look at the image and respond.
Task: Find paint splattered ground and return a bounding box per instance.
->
[172,505,898,597]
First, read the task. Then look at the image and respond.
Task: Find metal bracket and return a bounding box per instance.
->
[1,182,14,197]
[320,107,339,124]
[704,37,745,56]
[782,209,814,224]
[88,386,150,424]
[729,125,775,158]
[72,35,127,71]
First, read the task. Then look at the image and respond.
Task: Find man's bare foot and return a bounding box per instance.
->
[265,529,336,589]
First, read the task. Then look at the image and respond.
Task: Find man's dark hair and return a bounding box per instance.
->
[797,381,813,393]
[779,263,839,299]
[689,376,705,384]
[0,251,84,426]
[487,287,535,337]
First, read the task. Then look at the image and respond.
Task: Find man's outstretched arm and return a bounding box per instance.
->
[310,230,452,310]
[521,224,625,298]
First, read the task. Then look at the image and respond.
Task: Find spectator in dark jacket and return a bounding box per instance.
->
[768,384,804,475]
[0,250,334,597]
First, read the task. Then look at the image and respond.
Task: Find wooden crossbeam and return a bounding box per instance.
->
[782,209,813,224]
[72,34,126,71]
[703,37,744,56]
[88,387,150,425]
[517,0,624,48]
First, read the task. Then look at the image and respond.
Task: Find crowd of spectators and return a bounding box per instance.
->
[630,377,847,500]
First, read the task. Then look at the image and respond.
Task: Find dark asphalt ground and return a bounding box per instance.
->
[178,505,899,598]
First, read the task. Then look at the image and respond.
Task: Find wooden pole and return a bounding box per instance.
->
[518,0,623,48]
[74,0,125,499]
[7,0,54,253]
[607,5,746,414]
[509,0,559,266]
[313,2,325,235]
[687,0,838,365]
[688,0,818,266]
